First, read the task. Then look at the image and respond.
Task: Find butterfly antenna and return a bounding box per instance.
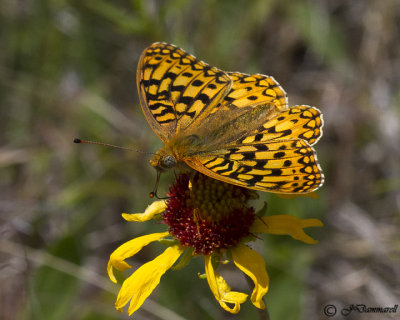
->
[75,138,169,199]
[74,138,154,155]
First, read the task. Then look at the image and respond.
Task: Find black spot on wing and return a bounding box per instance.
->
[197,93,210,104]
[268,169,283,176]
[179,96,194,105]
[254,133,263,142]
[164,72,178,80]
[273,152,285,159]
[171,85,186,92]
[242,152,256,160]
[224,96,235,102]
[254,144,269,151]
[253,160,268,169]
[142,78,161,86]
[244,175,263,186]
[192,79,204,86]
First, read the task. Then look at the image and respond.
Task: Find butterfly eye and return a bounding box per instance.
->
[163,155,177,169]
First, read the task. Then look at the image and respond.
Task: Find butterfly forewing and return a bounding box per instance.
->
[137,42,232,142]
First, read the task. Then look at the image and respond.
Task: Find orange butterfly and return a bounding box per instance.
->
[137,43,324,194]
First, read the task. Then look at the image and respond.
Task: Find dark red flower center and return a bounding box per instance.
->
[162,173,257,255]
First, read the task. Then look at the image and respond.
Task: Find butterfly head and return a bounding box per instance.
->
[150,149,177,172]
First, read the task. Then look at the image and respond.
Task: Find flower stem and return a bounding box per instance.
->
[245,275,270,320]
[255,304,270,320]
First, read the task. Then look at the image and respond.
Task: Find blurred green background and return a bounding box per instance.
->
[1,1,399,319]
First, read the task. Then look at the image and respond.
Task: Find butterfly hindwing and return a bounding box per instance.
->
[185,139,323,193]
[137,42,232,142]
[184,105,324,193]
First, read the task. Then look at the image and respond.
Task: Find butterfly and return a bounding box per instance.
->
[137,42,324,194]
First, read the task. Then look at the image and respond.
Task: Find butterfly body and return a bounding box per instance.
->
[139,42,324,194]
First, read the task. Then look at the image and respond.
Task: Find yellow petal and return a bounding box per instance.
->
[107,231,169,283]
[232,244,269,309]
[122,200,167,222]
[204,255,248,314]
[116,245,184,315]
[251,215,323,244]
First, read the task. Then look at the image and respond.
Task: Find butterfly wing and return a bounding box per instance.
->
[187,72,288,129]
[184,106,324,193]
[219,72,288,111]
[137,42,232,142]
[239,105,323,146]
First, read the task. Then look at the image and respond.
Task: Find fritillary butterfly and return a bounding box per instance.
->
[137,42,324,194]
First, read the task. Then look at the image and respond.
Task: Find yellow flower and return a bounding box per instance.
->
[108,173,323,316]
